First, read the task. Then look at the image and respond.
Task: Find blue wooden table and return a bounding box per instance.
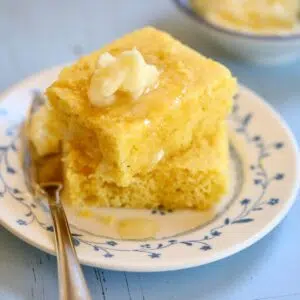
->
[0,1,299,299]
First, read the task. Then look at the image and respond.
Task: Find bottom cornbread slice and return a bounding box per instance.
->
[62,123,229,210]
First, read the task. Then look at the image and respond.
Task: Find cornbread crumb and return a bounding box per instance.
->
[29,106,61,156]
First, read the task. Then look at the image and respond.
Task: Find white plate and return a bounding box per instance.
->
[0,67,299,272]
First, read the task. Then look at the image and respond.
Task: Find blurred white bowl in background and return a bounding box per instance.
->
[173,0,300,65]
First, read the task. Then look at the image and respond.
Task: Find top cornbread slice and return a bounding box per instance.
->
[47,27,236,186]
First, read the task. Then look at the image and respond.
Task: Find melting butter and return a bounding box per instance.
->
[88,48,159,107]
[118,218,158,240]
[77,209,93,218]
[97,215,115,226]
[77,210,115,226]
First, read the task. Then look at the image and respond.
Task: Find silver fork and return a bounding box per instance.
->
[22,91,91,300]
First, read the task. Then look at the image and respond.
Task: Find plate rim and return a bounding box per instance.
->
[0,66,299,272]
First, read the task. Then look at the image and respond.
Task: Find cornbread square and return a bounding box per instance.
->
[47,27,236,186]
[63,123,229,210]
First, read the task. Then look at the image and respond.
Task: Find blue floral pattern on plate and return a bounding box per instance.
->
[0,69,298,271]
[0,93,286,259]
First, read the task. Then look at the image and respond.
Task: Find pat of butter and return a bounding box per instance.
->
[88,48,159,107]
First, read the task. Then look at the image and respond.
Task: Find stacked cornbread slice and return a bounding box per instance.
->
[34,27,236,210]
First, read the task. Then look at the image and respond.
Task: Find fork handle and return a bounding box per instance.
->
[50,198,92,300]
